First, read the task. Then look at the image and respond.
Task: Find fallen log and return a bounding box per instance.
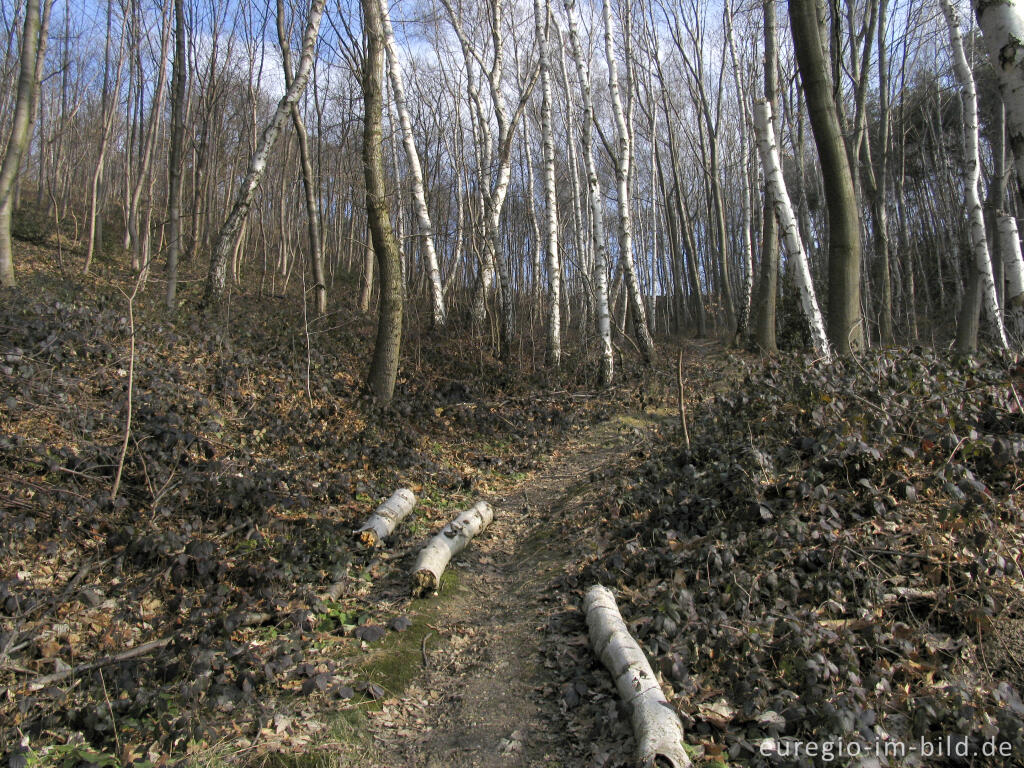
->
[584,585,692,768]
[411,501,493,596]
[356,488,417,546]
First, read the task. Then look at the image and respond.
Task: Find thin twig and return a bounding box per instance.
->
[27,636,173,691]
[420,630,433,668]
[111,277,142,503]
[677,349,691,451]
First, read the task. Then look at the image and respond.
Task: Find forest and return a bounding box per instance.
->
[2,0,1024,765]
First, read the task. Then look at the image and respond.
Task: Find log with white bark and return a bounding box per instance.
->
[753,100,832,362]
[941,0,1009,349]
[584,585,692,768]
[412,501,493,596]
[356,488,417,547]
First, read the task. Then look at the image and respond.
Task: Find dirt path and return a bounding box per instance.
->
[349,414,660,768]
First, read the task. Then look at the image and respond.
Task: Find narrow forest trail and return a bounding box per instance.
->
[338,412,666,768]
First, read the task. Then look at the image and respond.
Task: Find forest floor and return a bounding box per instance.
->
[4,245,1024,768]
[322,409,676,768]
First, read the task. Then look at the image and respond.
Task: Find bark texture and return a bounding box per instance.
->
[997,211,1024,340]
[356,488,417,547]
[584,585,692,768]
[412,501,493,596]
[535,0,560,367]
[975,0,1024,197]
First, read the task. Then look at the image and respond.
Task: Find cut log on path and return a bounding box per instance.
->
[356,488,416,546]
[584,584,692,768]
[411,501,493,596]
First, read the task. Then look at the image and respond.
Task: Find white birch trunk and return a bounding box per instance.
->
[565,0,613,385]
[204,0,326,305]
[380,0,446,328]
[974,0,1024,201]
[726,0,754,340]
[584,585,692,768]
[535,0,561,366]
[941,0,1009,349]
[997,211,1024,339]
[525,136,544,310]
[355,488,417,547]
[753,101,832,362]
[412,501,493,596]
[603,0,655,364]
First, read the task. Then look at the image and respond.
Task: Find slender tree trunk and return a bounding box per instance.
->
[277,0,327,316]
[754,101,832,361]
[534,0,560,366]
[380,0,444,327]
[0,0,51,287]
[869,0,893,344]
[166,0,187,309]
[203,0,326,309]
[998,211,1024,340]
[940,0,1008,350]
[363,0,402,401]
[126,0,172,277]
[604,0,655,364]
[565,0,613,385]
[726,0,754,345]
[790,0,864,353]
[753,0,780,353]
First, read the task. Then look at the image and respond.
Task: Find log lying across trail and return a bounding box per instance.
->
[356,488,417,546]
[412,501,493,596]
[584,585,692,768]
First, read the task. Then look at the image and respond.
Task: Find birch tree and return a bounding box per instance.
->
[278,0,327,316]
[380,0,446,327]
[753,0,780,353]
[440,0,537,354]
[939,0,1008,351]
[604,0,655,364]
[725,0,754,344]
[564,0,613,385]
[535,0,560,365]
[754,101,831,362]
[971,0,1024,340]
[973,0,1024,193]
[203,0,326,308]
